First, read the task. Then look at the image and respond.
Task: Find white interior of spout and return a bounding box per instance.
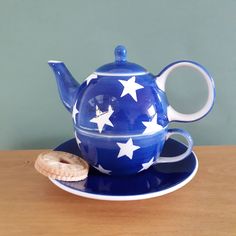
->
[48,60,63,63]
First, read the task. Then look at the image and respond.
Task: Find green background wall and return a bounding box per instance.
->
[0,0,235,149]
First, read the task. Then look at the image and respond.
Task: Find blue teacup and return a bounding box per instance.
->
[75,127,193,175]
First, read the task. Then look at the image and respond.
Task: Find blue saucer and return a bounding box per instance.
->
[49,138,198,201]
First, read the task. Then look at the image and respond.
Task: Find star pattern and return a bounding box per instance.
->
[117,138,140,160]
[138,157,154,172]
[90,105,114,133]
[72,100,79,124]
[76,76,167,173]
[86,73,98,85]
[142,114,163,135]
[118,76,144,102]
[94,164,111,175]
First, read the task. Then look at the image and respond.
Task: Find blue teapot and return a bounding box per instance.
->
[48,45,215,175]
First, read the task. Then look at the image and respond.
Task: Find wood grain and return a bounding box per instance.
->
[0,146,235,236]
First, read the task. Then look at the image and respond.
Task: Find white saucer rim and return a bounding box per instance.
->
[49,150,198,201]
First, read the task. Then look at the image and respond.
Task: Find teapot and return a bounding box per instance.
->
[48,45,215,175]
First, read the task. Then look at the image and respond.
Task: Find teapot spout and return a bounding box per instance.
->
[48,61,80,112]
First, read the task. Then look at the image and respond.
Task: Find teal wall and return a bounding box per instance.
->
[0,0,235,149]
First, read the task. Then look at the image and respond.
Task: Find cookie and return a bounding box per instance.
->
[35,151,89,181]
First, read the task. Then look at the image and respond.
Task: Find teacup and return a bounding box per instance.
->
[75,127,193,175]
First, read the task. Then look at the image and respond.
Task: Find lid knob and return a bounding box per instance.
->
[115,45,127,63]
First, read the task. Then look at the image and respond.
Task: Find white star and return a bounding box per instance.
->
[148,105,156,116]
[86,73,98,85]
[74,131,81,146]
[94,164,111,175]
[142,114,163,134]
[138,157,155,172]
[72,101,79,124]
[95,105,103,116]
[90,105,114,133]
[118,76,144,102]
[117,138,140,160]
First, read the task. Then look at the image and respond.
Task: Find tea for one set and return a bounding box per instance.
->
[44,45,215,201]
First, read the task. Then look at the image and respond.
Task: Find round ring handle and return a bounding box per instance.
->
[156,128,193,164]
[156,60,215,122]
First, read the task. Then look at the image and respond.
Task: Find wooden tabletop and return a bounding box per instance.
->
[0,146,235,236]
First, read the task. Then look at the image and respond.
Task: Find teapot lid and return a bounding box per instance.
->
[95,45,148,76]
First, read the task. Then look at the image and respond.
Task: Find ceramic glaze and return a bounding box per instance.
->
[49,138,198,201]
[48,45,215,175]
[75,73,169,135]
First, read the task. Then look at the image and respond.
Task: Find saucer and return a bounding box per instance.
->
[49,138,198,201]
